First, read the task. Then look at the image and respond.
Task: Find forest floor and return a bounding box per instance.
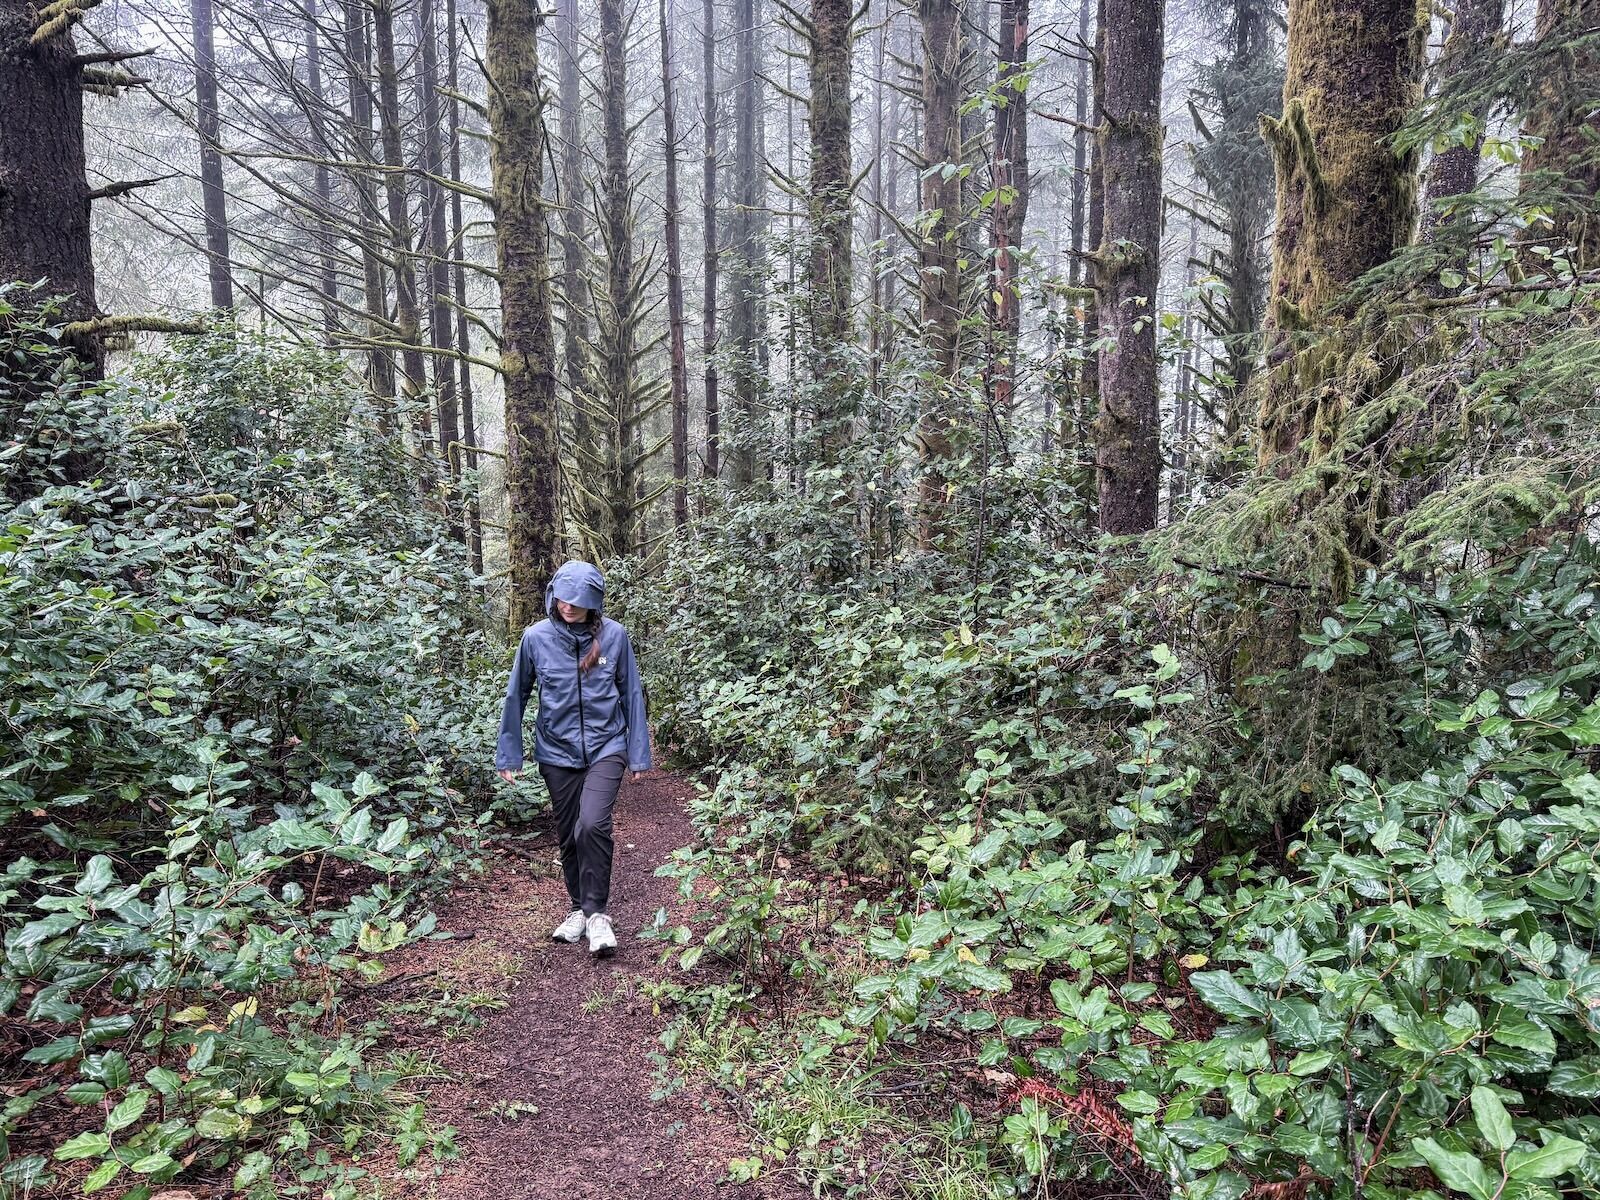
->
[357,767,806,1200]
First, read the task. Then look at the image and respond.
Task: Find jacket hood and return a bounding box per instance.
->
[545,560,606,621]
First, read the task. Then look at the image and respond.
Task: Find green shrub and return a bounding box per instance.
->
[0,306,498,1195]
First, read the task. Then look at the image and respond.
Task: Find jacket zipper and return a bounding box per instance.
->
[573,638,589,765]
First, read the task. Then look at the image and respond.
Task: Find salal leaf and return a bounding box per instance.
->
[1546,1057,1600,1098]
[1188,971,1267,1020]
[74,855,115,895]
[1506,1134,1588,1180]
[1413,1137,1495,1200]
[1470,1086,1515,1152]
[52,1131,111,1161]
[104,1087,148,1134]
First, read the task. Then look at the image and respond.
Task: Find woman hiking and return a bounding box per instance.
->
[495,561,651,958]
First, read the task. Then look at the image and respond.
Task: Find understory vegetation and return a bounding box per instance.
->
[631,271,1600,1198]
[0,295,503,1198]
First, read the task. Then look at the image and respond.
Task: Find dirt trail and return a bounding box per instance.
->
[372,769,800,1200]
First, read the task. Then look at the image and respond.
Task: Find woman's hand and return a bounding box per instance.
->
[630,771,643,783]
[498,768,518,783]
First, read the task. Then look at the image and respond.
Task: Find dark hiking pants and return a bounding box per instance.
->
[538,753,625,916]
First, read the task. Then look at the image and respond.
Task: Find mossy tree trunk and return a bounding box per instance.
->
[1093,0,1162,535]
[1518,0,1599,270]
[915,0,964,548]
[486,0,562,629]
[1256,0,1425,467]
[806,0,855,465]
[1186,0,1278,473]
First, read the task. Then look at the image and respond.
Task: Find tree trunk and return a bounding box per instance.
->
[1517,0,1598,270]
[1257,0,1424,466]
[808,0,854,462]
[1093,0,1162,536]
[303,0,340,336]
[1171,218,1199,514]
[992,0,1029,417]
[1058,0,1092,454]
[486,0,562,628]
[662,0,691,528]
[884,12,905,324]
[1419,0,1503,260]
[417,0,458,527]
[192,0,235,310]
[729,0,762,486]
[0,0,99,371]
[595,0,643,554]
[343,0,397,406]
[869,6,887,406]
[372,0,430,411]
[701,0,721,492]
[446,0,484,574]
[1082,0,1104,458]
[915,0,964,547]
[556,0,591,444]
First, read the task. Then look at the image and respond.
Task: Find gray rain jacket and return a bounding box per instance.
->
[494,561,652,773]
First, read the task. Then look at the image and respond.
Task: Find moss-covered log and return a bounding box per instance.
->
[485,0,562,630]
[1257,0,1426,466]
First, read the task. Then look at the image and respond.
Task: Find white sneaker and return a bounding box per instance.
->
[551,909,586,943]
[585,912,617,958]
